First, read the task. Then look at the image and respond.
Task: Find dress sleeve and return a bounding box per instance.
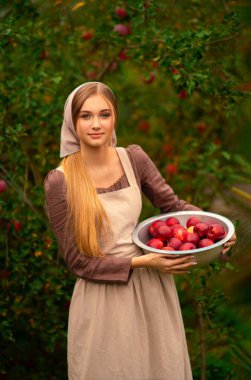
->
[44,170,132,284]
[126,145,202,213]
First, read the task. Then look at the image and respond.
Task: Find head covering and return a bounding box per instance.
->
[60,82,117,158]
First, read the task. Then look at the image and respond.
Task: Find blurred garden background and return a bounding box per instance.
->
[1,0,251,379]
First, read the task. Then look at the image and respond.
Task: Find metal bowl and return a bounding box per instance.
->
[132,211,235,266]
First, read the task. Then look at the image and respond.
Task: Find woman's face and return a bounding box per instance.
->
[76,94,115,149]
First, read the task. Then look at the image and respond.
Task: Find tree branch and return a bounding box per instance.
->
[96,47,126,81]
[0,164,45,220]
[206,31,240,46]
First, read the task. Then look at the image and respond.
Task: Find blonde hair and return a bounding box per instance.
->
[61,83,117,257]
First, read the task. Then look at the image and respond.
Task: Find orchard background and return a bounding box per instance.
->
[1,1,251,379]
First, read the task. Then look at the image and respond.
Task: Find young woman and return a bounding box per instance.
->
[44,82,236,380]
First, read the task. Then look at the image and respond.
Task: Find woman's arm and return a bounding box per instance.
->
[45,166,197,279]
[44,170,132,284]
[127,145,236,258]
[127,144,201,212]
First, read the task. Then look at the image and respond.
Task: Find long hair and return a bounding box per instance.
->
[61,83,117,257]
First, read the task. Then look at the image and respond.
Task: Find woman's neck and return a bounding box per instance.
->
[81,146,115,170]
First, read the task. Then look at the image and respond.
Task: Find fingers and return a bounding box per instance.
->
[167,263,197,273]
[160,255,197,273]
[222,234,236,254]
[222,246,231,255]
[157,253,192,259]
[224,240,236,248]
[166,255,197,267]
[148,252,197,273]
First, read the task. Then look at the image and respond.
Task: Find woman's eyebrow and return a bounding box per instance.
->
[79,108,111,114]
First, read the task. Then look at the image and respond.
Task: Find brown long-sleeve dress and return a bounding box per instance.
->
[44,145,200,380]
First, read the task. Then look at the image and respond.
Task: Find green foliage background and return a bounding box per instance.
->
[1,1,251,379]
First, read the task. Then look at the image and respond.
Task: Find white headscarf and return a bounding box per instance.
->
[60,82,117,158]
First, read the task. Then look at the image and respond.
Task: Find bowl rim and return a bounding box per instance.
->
[132,211,235,255]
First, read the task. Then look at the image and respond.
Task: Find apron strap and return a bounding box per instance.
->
[116,147,138,187]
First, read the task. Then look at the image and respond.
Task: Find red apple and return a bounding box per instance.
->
[186,216,201,228]
[197,123,206,133]
[40,50,48,60]
[169,238,182,250]
[152,61,158,68]
[114,24,131,36]
[179,89,187,99]
[0,180,7,193]
[207,224,226,241]
[162,144,174,157]
[194,222,209,238]
[147,238,164,249]
[161,246,175,251]
[119,49,127,61]
[115,7,127,18]
[184,232,200,246]
[165,217,180,227]
[198,238,214,248]
[179,242,196,251]
[148,220,165,236]
[82,31,93,40]
[171,68,179,75]
[166,163,178,175]
[173,227,188,242]
[143,72,155,84]
[213,138,221,146]
[137,120,150,132]
[155,225,173,241]
[13,220,22,232]
[172,225,186,237]
[172,224,186,232]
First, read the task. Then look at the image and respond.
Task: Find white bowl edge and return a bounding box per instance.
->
[132,211,235,256]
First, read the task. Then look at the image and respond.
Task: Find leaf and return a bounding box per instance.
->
[173,74,181,81]
[221,151,231,160]
[52,76,63,84]
[187,80,195,94]
[225,262,235,271]
[71,2,86,11]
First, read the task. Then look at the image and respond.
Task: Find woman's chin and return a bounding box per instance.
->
[82,139,111,149]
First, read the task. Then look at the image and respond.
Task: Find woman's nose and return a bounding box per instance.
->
[92,116,100,128]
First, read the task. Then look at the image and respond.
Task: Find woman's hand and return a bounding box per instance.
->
[221,233,237,259]
[131,253,197,275]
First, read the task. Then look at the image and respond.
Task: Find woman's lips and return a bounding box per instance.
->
[88,133,104,138]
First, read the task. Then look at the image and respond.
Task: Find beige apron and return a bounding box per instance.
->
[67,148,193,380]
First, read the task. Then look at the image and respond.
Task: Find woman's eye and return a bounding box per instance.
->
[81,113,110,119]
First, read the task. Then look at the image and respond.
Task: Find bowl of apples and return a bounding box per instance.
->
[132,211,235,266]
